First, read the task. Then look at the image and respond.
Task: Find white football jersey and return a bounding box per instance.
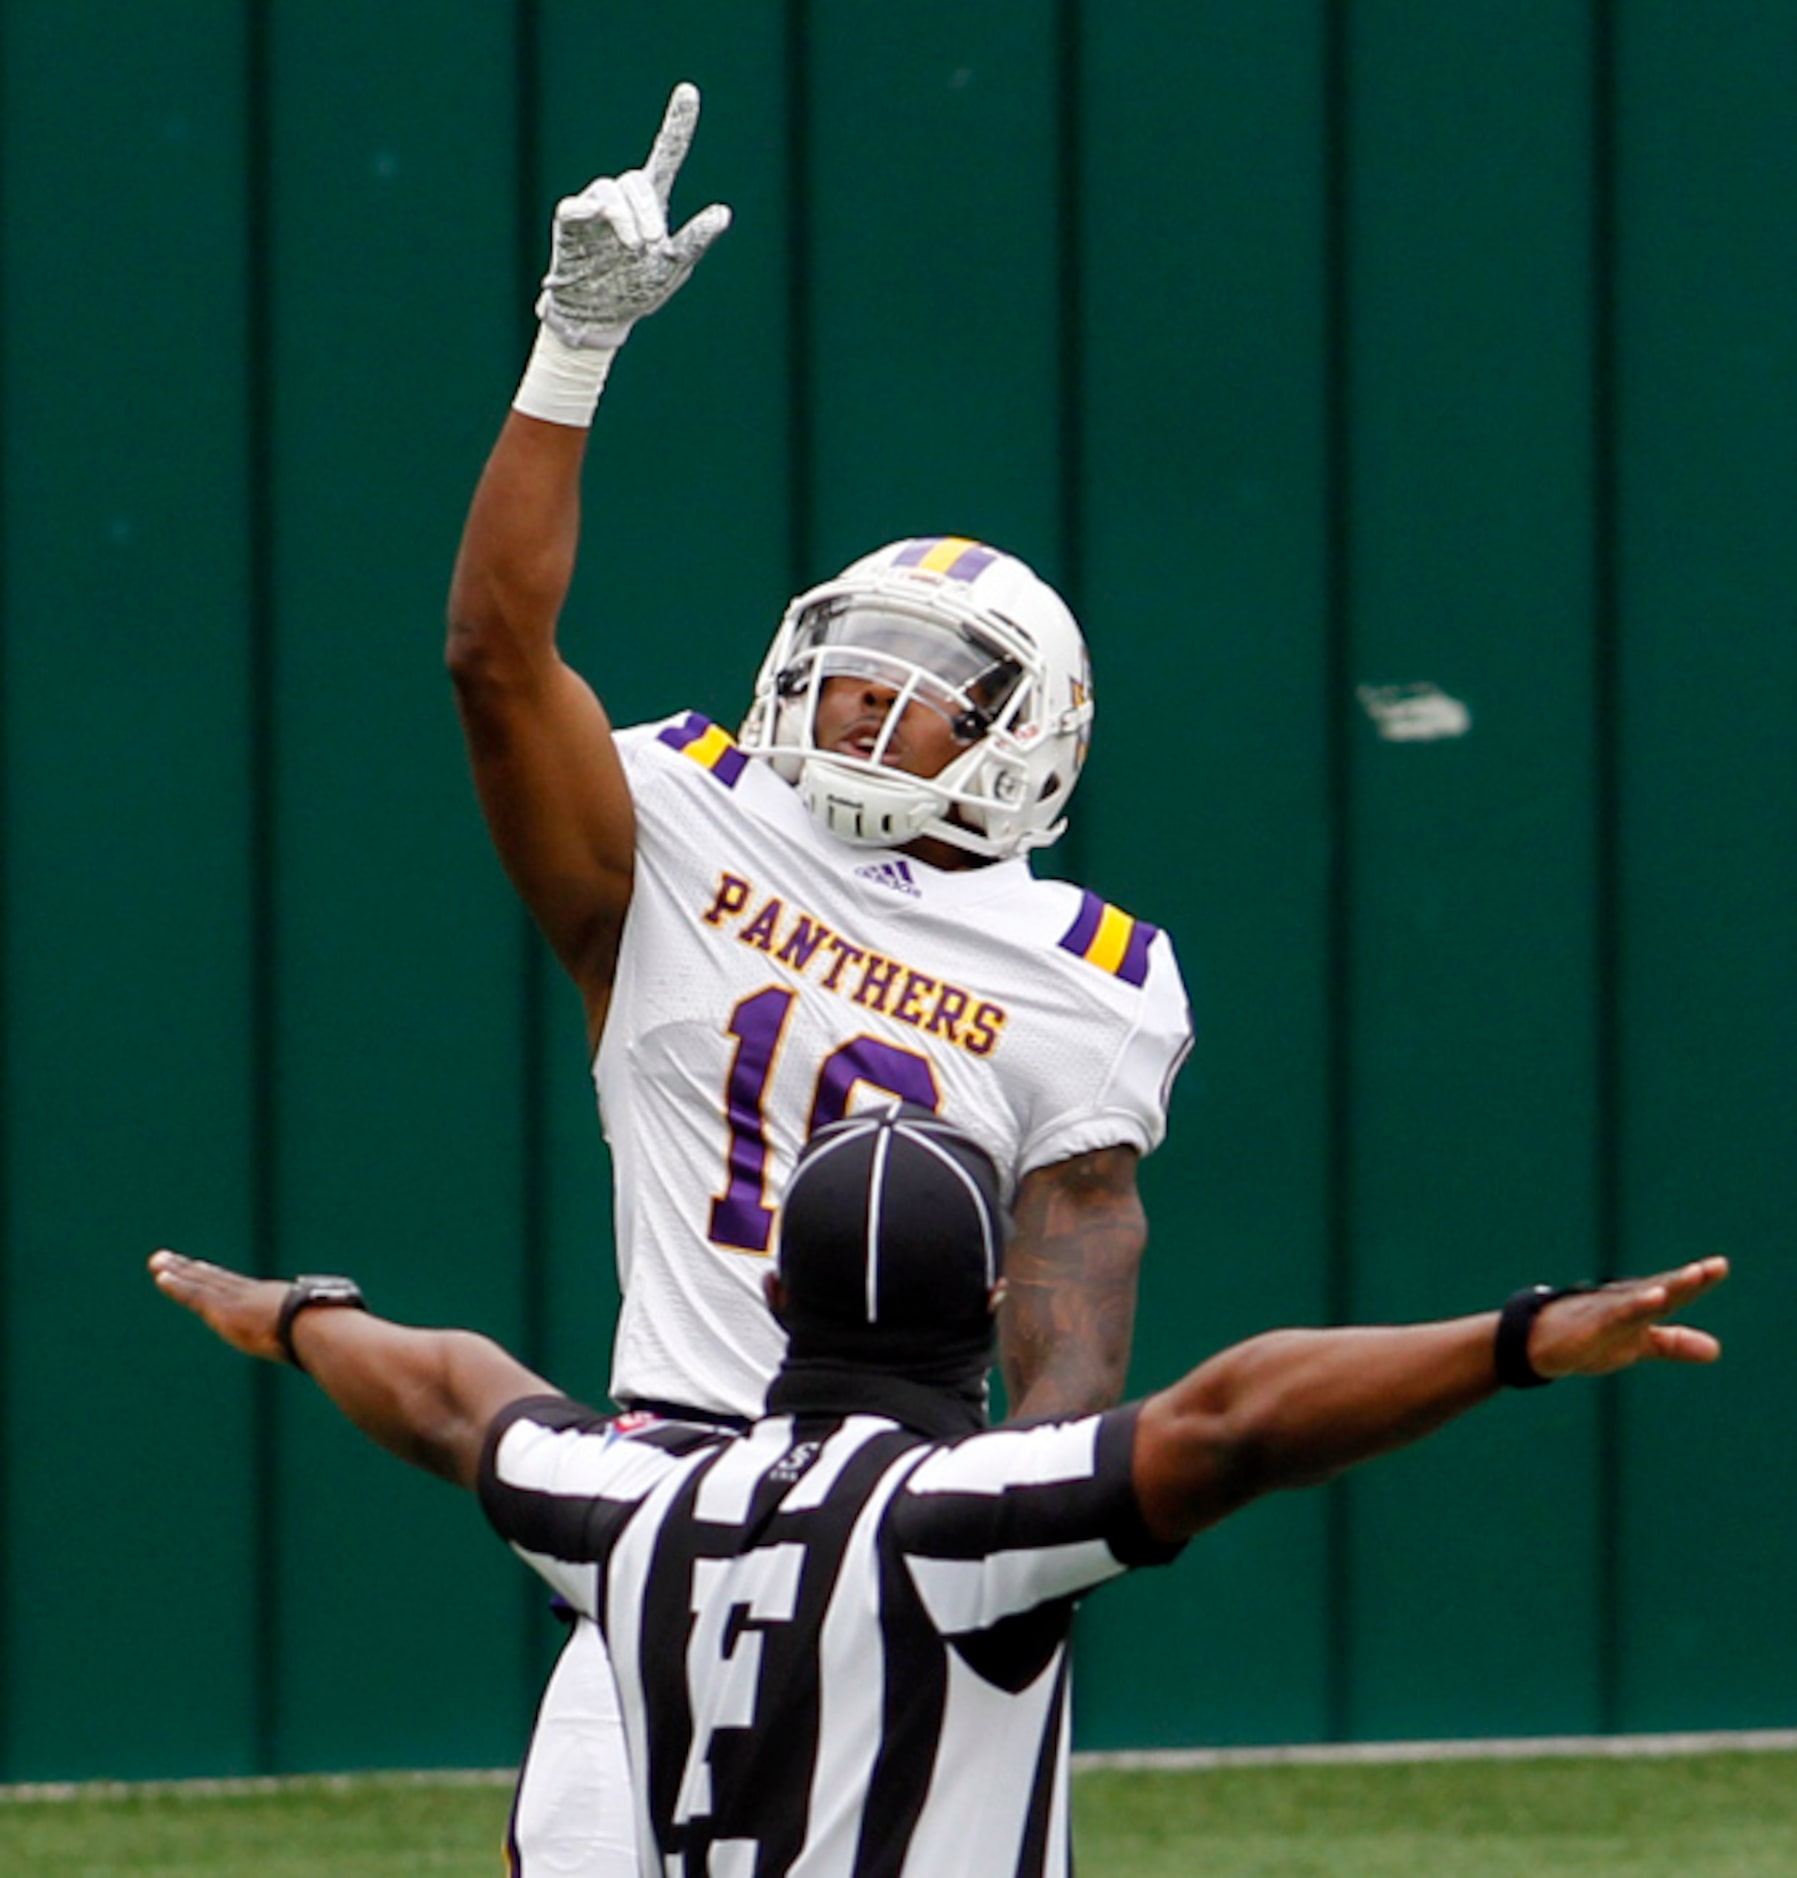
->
[596,711,1194,1418]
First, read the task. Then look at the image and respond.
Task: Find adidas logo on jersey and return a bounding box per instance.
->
[855,859,922,899]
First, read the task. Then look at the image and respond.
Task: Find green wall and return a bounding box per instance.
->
[1,0,1789,1780]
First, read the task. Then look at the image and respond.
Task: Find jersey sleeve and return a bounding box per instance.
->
[885,1406,1184,1640]
[1016,923,1194,1179]
[478,1395,718,1615]
[612,709,760,892]
[613,711,749,793]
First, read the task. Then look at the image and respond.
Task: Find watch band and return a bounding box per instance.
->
[277,1274,368,1373]
[1495,1282,1596,1388]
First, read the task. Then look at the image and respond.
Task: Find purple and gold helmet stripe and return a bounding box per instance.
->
[658,712,748,786]
[1058,889,1157,988]
[891,536,1000,582]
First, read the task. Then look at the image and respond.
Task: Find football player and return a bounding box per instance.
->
[445,83,1192,1875]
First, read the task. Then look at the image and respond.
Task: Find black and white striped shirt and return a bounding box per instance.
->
[480,1395,1181,1877]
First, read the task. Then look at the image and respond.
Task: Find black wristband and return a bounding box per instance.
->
[277,1274,368,1372]
[1495,1283,1597,1388]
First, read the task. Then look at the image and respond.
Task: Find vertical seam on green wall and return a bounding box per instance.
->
[0,0,12,1787]
[785,0,814,591]
[1321,0,1357,1746]
[245,0,281,1777]
[513,0,549,1392]
[513,0,553,1744]
[1589,0,1625,1738]
[1053,0,1088,889]
[1055,0,1084,607]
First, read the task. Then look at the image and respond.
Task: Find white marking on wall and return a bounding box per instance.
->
[1357,681,1472,742]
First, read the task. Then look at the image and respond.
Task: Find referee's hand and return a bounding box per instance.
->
[1526,1256,1730,1380]
[149,1249,289,1366]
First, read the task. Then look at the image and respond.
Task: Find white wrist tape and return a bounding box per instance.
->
[512,323,619,428]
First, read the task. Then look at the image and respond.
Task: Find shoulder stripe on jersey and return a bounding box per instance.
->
[905,1420,1103,1500]
[657,711,749,787]
[892,536,998,582]
[1057,888,1157,987]
[494,1416,691,1507]
[906,1537,1126,1634]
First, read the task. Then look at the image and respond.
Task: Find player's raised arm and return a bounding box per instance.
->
[148,1251,554,1490]
[446,83,731,1047]
[1130,1256,1729,1544]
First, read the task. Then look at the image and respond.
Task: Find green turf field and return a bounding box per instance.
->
[1076,1750,1797,1876]
[3,1749,1795,1876]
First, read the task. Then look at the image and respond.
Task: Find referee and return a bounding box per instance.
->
[151,1108,1726,1877]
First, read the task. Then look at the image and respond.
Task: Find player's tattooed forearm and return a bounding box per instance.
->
[1000,1147,1147,1419]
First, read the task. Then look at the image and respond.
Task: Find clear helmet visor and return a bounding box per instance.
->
[780,603,1026,745]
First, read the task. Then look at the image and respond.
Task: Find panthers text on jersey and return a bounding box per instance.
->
[597,712,1194,1417]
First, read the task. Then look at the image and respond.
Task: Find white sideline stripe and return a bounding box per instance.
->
[5,1729,1796,1804]
[0,1768,518,1804]
[1070,1727,1797,1772]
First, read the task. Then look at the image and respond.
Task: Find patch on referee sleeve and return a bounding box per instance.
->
[1057,889,1157,987]
[657,712,748,786]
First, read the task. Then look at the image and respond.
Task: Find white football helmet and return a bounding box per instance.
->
[739,537,1095,860]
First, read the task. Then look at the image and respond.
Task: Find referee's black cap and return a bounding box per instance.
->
[776,1104,1008,1356]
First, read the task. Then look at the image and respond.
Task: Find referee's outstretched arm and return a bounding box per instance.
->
[1130,1255,1728,1546]
[148,1249,1727,1532]
[148,1250,550,1490]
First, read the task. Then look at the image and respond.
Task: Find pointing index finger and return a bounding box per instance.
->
[644,82,701,207]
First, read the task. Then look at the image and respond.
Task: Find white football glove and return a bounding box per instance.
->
[537,82,732,350]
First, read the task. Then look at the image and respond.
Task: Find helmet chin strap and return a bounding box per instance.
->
[797,756,942,847]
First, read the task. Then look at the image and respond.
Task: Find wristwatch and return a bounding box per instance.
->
[277,1274,368,1373]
